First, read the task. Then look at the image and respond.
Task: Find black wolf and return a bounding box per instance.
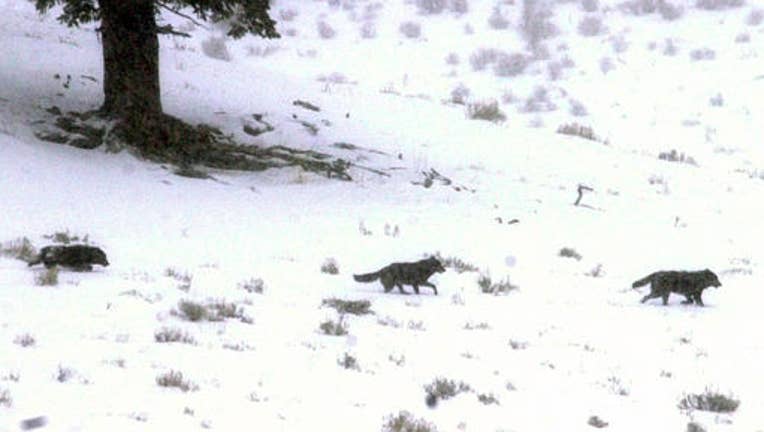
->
[632,269,721,306]
[28,245,109,271]
[353,257,446,295]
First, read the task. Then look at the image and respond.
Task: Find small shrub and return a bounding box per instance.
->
[320,258,339,275]
[320,317,348,336]
[747,8,763,25]
[449,0,468,14]
[207,300,249,323]
[165,267,192,291]
[467,100,506,123]
[434,253,478,273]
[619,0,656,15]
[44,230,89,245]
[586,264,604,278]
[695,0,744,10]
[522,87,556,113]
[557,123,597,141]
[445,52,460,65]
[478,273,516,295]
[600,56,615,73]
[416,0,447,14]
[156,370,198,392]
[559,247,582,260]
[522,0,558,50]
[709,93,724,107]
[658,149,697,165]
[493,53,528,77]
[686,421,707,432]
[154,327,196,344]
[55,365,74,383]
[201,36,232,61]
[569,99,588,117]
[382,410,437,432]
[360,21,376,39]
[578,16,604,36]
[488,6,510,29]
[690,47,716,61]
[176,300,208,322]
[239,277,265,294]
[678,388,740,413]
[588,416,608,428]
[425,378,471,407]
[14,333,36,348]
[469,48,501,71]
[1,237,36,262]
[463,321,490,330]
[735,32,751,43]
[658,1,684,20]
[338,352,359,370]
[582,0,599,11]
[509,339,528,350]
[477,393,500,405]
[0,389,11,408]
[399,21,422,38]
[322,298,372,315]
[449,83,470,105]
[35,267,59,286]
[663,38,679,56]
[317,20,337,39]
[278,8,298,21]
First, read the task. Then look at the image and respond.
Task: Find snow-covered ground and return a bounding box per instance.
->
[1,0,763,430]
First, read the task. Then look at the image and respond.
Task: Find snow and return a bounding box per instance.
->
[1,0,763,431]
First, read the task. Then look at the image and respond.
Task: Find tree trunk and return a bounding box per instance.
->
[99,0,162,120]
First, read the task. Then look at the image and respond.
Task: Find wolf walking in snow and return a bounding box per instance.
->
[353,256,445,295]
[632,269,721,306]
[28,245,109,271]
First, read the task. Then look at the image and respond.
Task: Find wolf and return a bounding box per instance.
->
[632,269,721,306]
[353,257,446,295]
[28,245,109,271]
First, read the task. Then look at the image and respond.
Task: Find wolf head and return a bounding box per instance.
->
[428,257,446,273]
[92,248,110,266]
[703,269,721,288]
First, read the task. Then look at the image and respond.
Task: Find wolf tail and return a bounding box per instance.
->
[353,272,380,283]
[632,273,654,289]
[27,255,41,267]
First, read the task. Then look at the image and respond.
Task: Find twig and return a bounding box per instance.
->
[575,184,593,206]
[157,2,208,30]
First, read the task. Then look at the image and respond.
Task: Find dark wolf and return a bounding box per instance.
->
[632,269,721,306]
[28,245,109,271]
[353,257,446,295]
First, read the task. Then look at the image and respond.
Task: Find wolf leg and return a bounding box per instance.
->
[412,284,420,295]
[681,295,693,305]
[396,284,409,295]
[641,292,660,303]
[661,293,669,305]
[693,293,704,306]
[421,282,438,295]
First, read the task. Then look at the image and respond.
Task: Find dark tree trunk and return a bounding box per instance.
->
[99,0,161,120]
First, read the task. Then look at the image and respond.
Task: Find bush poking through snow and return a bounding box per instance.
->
[14,333,36,348]
[0,389,11,408]
[747,8,764,25]
[469,48,501,71]
[559,247,582,260]
[55,365,74,383]
[177,300,208,322]
[557,123,598,141]
[239,277,265,294]
[434,253,479,273]
[477,393,500,405]
[425,378,471,407]
[321,258,340,275]
[578,16,604,36]
[154,327,196,344]
[201,36,232,61]
[35,266,59,286]
[320,317,348,336]
[678,388,740,413]
[44,229,90,245]
[322,298,373,315]
[156,370,198,392]
[416,0,447,14]
[478,273,517,295]
[588,416,609,428]
[690,47,716,61]
[493,53,529,77]
[695,0,744,10]
[317,20,337,39]
[165,267,192,291]
[382,410,437,432]
[487,6,510,29]
[338,352,359,370]
[399,21,422,38]
[467,100,506,123]
[659,149,697,165]
[1,237,36,262]
[686,422,707,432]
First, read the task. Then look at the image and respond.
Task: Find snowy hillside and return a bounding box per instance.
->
[1,0,764,431]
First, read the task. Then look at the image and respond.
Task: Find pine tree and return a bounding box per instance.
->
[32,1,278,160]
